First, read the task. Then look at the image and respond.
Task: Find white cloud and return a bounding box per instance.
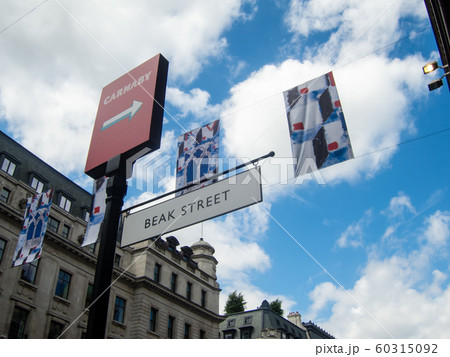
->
[285,0,427,63]
[382,192,417,240]
[385,191,417,218]
[0,0,250,179]
[423,210,450,247]
[336,209,373,248]
[166,87,222,121]
[306,209,450,338]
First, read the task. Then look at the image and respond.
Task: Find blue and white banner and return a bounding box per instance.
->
[283,72,353,177]
[176,120,220,195]
[13,189,53,267]
[82,177,107,246]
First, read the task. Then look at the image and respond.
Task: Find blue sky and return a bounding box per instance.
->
[1,0,450,338]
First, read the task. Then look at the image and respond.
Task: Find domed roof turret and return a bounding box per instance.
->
[191,238,215,254]
[191,238,218,279]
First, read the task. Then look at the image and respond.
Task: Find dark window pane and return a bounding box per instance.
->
[113,297,126,323]
[167,316,175,339]
[184,323,191,339]
[186,282,192,300]
[0,187,11,203]
[61,225,70,239]
[153,263,161,283]
[149,308,158,332]
[8,307,29,339]
[47,217,60,233]
[85,283,93,308]
[171,273,177,292]
[0,238,6,265]
[48,321,65,339]
[55,270,71,299]
[20,260,39,284]
[201,290,206,308]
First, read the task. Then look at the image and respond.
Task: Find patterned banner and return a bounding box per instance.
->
[82,177,107,247]
[176,120,220,196]
[283,72,353,177]
[13,189,53,267]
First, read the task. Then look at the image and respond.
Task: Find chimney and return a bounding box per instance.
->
[287,311,302,327]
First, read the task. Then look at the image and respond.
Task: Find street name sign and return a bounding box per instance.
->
[121,167,263,247]
[85,54,168,179]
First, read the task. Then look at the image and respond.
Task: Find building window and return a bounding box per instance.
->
[0,187,11,203]
[170,273,177,292]
[47,217,60,233]
[30,177,44,193]
[1,157,16,176]
[201,290,207,308]
[244,316,253,325]
[20,259,39,284]
[199,329,206,339]
[241,328,253,339]
[48,320,65,339]
[114,253,121,267]
[0,238,6,265]
[153,263,161,283]
[184,323,191,339]
[55,269,71,299]
[59,195,72,212]
[61,225,70,239]
[167,315,175,339]
[88,243,96,255]
[149,307,158,333]
[85,283,94,308]
[227,319,236,328]
[113,296,126,324]
[223,331,235,339]
[8,306,29,338]
[186,282,192,300]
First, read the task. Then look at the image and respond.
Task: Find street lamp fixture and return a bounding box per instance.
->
[428,77,444,91]
[423,61,439,74]
[423,60,449,91]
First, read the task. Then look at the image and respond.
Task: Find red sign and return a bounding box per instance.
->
[85,54,169,179]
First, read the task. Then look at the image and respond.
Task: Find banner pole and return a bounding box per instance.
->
[86,155,127,339]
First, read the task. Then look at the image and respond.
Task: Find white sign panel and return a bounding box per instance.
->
[121,167,262,247]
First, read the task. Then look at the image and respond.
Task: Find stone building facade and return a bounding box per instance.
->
[0,131,223,338]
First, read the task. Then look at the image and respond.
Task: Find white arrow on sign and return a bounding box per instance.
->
[101,100,143,131]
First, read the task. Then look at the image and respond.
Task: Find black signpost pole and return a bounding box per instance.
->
[86,155,127,339]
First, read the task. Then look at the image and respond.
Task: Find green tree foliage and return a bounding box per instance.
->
[269,299,284,316]
[224,290,247,314]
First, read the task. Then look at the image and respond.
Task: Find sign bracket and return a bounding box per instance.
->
[124,150,275,214]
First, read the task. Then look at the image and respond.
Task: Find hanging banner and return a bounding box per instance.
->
[82,177,107,246]
[283,72,353,177]
[121,167,262,247]
[12,189,53,267]
[176,120,219,196]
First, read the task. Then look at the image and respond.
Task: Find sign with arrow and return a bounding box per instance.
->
[85,54,169,179]
[101,100,143,131]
